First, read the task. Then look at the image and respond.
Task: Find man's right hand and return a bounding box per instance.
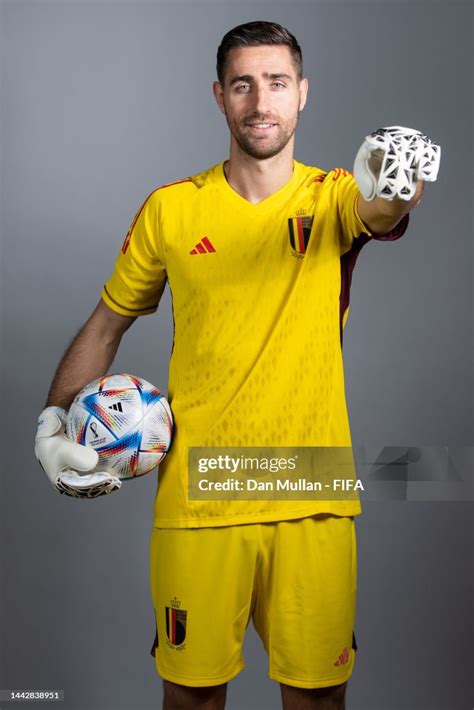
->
[35,406,122,499]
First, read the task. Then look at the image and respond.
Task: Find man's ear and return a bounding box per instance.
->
[298,77,309,112]
[213,80,226,114]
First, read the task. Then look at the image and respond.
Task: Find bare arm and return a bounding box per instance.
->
[45,299,136,409]
[357,179,424,236]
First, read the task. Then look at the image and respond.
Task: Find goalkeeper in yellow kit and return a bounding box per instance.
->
[35,20,440,710]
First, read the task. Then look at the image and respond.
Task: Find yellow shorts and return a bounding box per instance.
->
[149,514,357,689]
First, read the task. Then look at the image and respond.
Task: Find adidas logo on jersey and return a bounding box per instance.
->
[190,236,216,254]
[334,646,350,666]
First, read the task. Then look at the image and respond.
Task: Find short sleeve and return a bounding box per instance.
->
[335,169,373,240]
[101,190,167,317]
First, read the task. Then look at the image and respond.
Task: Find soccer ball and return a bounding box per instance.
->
[66,373,173,480]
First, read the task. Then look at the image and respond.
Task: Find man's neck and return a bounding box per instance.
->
[223,144,295,204]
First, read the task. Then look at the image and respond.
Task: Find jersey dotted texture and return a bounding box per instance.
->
[102,161,410,527]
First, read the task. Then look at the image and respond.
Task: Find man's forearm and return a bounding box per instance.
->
[44,300,136,410]
[45,325,122,410]
[357,179,424,237]
[357,194,409,236]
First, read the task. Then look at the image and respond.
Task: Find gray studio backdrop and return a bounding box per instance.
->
[1,2,472,710]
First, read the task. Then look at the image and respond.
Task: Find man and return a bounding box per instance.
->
[35,20,438,710]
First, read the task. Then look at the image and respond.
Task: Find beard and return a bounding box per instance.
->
[224,106,300,160]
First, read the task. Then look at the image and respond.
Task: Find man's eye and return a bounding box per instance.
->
[272,82,285,89]
[235,84,250,92]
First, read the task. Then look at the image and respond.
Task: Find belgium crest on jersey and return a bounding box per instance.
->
[165,598,187,646]
[288,215,314,256]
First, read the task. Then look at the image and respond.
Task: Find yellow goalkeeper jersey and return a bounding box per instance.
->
[102,159,409,528]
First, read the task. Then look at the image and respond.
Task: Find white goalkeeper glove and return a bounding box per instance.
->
[35,406,122,499]
[353,125,441,201]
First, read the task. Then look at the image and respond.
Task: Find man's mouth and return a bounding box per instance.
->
[245,122,278,133]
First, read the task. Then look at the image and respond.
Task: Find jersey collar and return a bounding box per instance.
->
[215,159,302,212]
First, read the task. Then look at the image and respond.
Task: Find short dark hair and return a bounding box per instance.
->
[216,20,303,85]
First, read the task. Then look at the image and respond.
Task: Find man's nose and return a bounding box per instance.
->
[250,85,272,115]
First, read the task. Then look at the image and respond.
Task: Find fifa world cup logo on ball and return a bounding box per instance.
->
[66,373,174,481]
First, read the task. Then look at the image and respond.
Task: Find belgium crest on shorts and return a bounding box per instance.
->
[165,599,187,646]
[288,215,314,256]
